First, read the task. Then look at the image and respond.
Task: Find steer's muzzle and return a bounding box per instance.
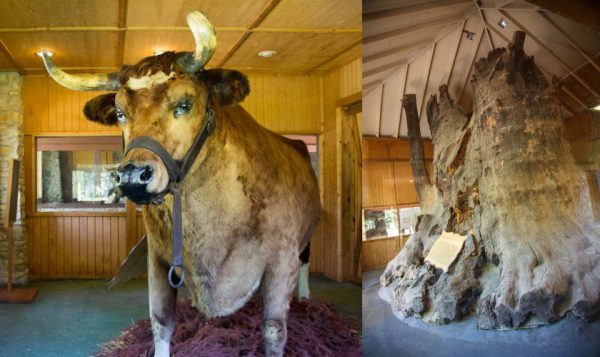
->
[115,162,161,204]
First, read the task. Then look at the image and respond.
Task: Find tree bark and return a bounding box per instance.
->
[381,31,600,329]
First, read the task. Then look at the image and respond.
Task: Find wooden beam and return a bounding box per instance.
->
[397,65,409,137]
[537,11,600,72]
[116,0,128,67]
[419,44,436,119]
[498,10,599,98]
[305,38,361,73]
[364,14,466,45]
[364,42,429,64]
[473,1,494,49]
[561,85,589,110]
[458,23,484,104]
[378,84,385,136]
[0,37,23,72]
[363,79,382,92]
[447,19,467,87]
[364,0,471,22]
[363,59,408,79]
[0,26,360,34]
[216,0,281,67]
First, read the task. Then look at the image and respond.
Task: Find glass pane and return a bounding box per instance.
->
[399,206,421,235]
[37,150,124,212]
[362,207,399,240]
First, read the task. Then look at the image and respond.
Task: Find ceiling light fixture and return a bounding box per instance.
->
[257,50,277,58]
[153,49,165,56]
[592,104,600,111]
[36,49,53,57]
[498,18,508,28]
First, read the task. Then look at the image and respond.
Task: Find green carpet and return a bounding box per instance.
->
[0,275,359,357]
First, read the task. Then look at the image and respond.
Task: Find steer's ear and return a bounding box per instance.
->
[83,93,118,126]
[198,69,250,107]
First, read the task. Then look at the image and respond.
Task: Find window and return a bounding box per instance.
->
[36,136,124,212]
[362,205,421,241]
[283,135,319,178]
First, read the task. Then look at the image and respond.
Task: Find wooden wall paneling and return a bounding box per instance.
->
[95,216,103,276]
[394,161,418,205]
[118,217,126,268]
[40,217,48,276]
[87,217,95,276]
[79,214,88,276]
[56,217,65,276]
[48,217,57,275]
[102,217,111,275]
[362,160,396,207]
[63,217,72,276]
[362,236,407,270]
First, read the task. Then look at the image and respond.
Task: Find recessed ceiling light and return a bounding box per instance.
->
[36,49,53,57]
[257,50,277,58]
[498,18,508,28]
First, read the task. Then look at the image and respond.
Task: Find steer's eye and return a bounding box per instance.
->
[174,100,193,118]
[115,108,126,123]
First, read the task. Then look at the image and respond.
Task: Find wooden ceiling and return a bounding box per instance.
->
[363,0,600,138]
[0,0,361,75]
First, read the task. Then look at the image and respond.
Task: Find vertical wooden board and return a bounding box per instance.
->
[103,217,111,277]
[64,217,72,276]
[26,218,34,276]
[118,217,126,267]
[95,216,103,276]
[362,161,396,207]
[71,87,80,132]
[425,25,463,119]
[379,68,406,137]
[56,216,65,276]
[40,217,49,276]
[363,85,383,136]
[79,217,88,277]
[31,218,40,276]
[48,217,57,276]
[71,217,80,276]
[111,217,119,275]
[447,15,480,102]
[394,161,419,205]
[459,33,490,112]
[87,217,96,276]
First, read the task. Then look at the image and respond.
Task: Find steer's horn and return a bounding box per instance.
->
[38,50,121,91]
[177,11,217,73]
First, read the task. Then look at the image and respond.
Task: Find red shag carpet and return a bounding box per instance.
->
[95,295,361,356]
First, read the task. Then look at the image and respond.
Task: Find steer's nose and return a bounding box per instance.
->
[115,162,154,185]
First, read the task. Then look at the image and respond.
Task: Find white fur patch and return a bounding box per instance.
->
[127,71,176,90]
[215,277,261,317]
[296,263,310,299]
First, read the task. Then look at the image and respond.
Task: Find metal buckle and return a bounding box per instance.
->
[168,264,185,288]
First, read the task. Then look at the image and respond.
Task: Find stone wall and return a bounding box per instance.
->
[0,72,27,285]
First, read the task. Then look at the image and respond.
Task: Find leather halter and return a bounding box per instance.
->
[123,107,216,288]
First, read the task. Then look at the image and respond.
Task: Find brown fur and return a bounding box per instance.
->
[84,51,321,357]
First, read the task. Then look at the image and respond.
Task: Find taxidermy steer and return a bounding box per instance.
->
[39,11,320,357]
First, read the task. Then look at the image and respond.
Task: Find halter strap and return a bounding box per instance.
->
[122,107,216,288]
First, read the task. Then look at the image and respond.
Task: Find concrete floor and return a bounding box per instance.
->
[0,275,360,357]
[363,268,600,357]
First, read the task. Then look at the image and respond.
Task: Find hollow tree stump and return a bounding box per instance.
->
[381,31,600,329]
